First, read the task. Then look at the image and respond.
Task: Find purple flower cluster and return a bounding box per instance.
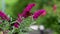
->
[14,22,19,28]
[33,9,46,20]
[21,3,35,18]
[17,14,22,23]
[14,14,22,28]
[0,11,10,21]
[14,3,36,28]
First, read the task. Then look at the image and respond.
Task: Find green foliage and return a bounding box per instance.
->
[0,20,10,31]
